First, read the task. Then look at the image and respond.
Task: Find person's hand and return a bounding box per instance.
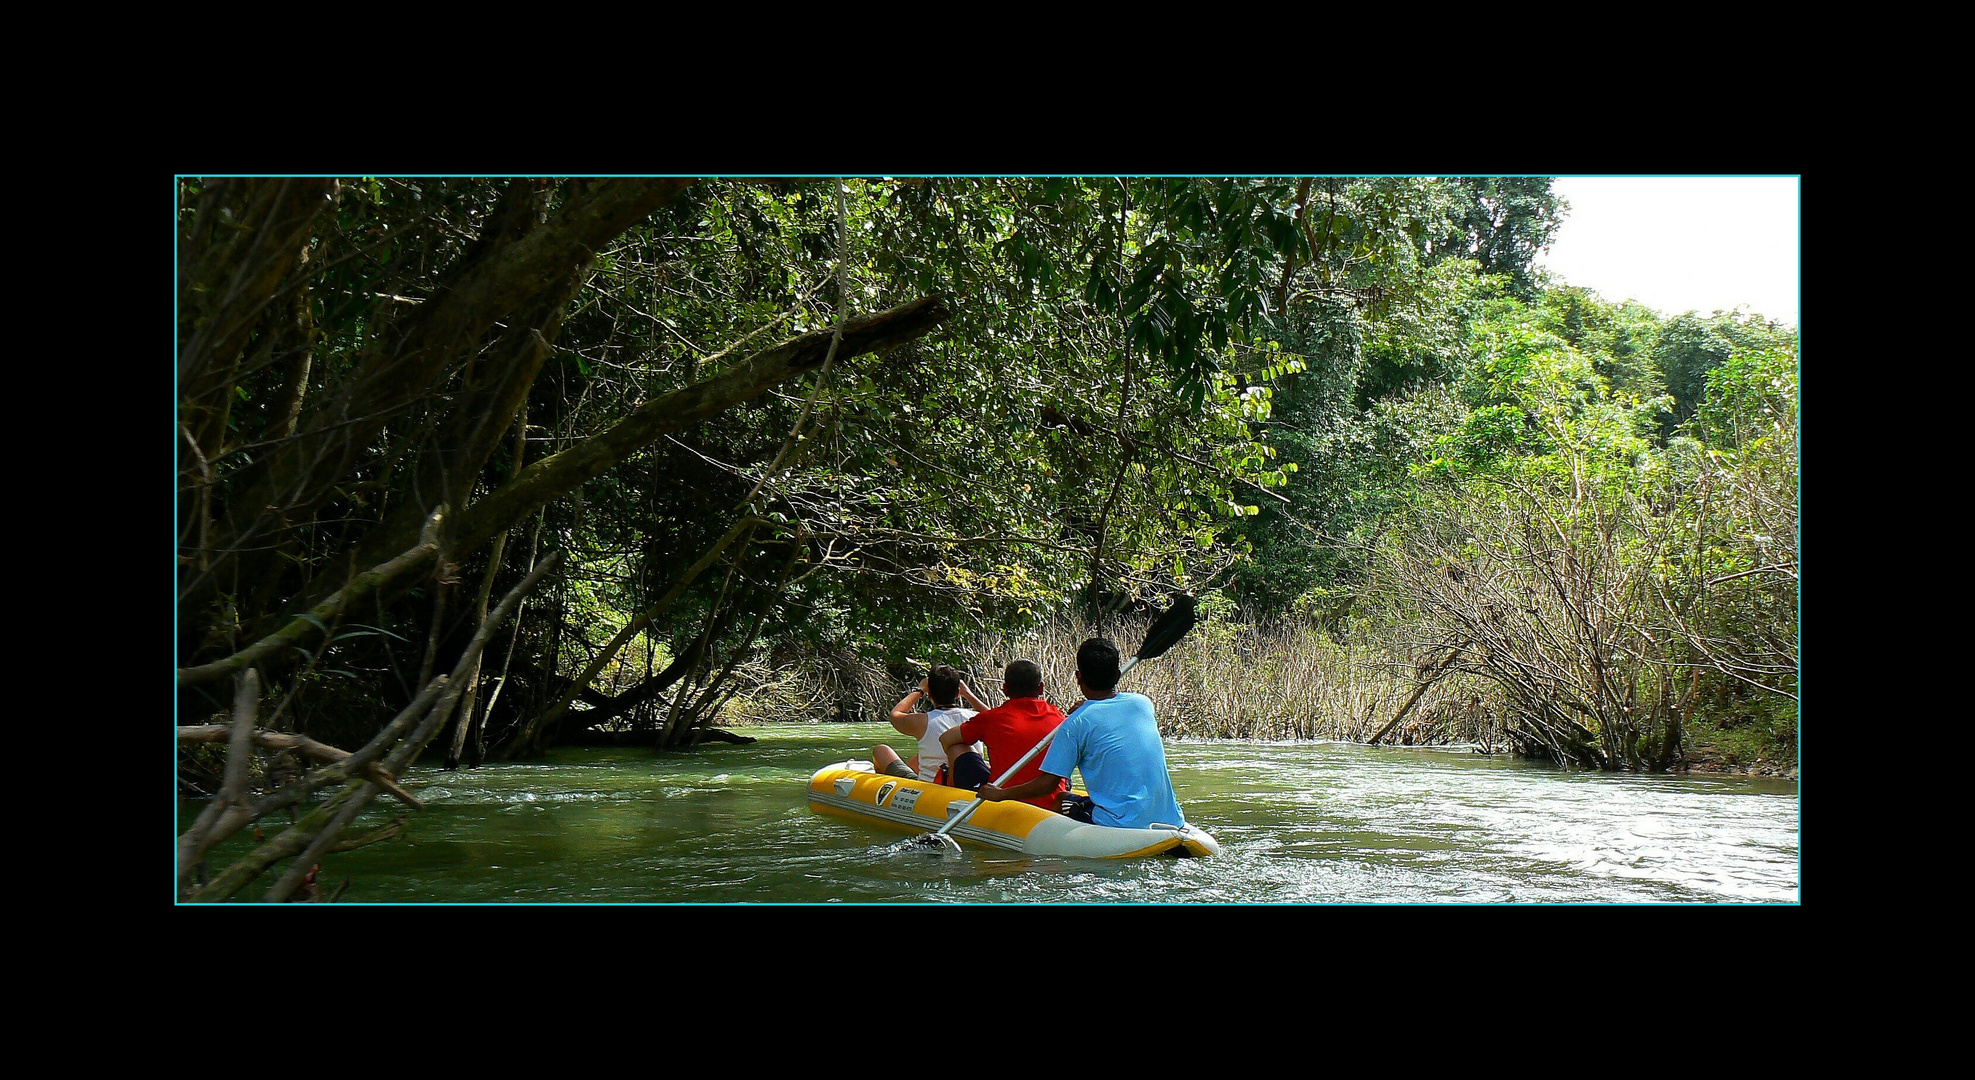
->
[977,783,1007,802]
[918,676,929,696]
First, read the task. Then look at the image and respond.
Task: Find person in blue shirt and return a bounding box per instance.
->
[974,637,1186,830]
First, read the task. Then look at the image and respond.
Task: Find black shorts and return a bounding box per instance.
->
[949,751,993,790]
[1059,793,1096,823]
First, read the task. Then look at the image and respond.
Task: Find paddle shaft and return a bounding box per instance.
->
[930,655,1143,840]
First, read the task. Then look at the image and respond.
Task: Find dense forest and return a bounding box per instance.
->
[176,177,1799,901]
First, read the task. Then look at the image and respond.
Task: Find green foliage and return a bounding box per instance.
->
[1218,178,1559,619]
[1429,177,1565,300]
[1686,708,1799,770]
[1652,310,1798,436]
[1653,345,1800,741]
[1358,287,1797,769]
[1421,310,1665,496]
[1688,347,1800,451]
[1533,286,1665,402]
[179,175,1798,769]
[180,177,1334,744]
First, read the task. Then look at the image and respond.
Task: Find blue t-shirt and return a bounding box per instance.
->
[1039,692,1185,830]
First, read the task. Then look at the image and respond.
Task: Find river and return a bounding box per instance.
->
[198,722,1800,904]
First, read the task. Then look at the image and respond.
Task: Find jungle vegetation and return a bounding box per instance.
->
[175,176,1798,901]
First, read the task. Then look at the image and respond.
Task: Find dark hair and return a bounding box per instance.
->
[928,664,962,708]
[1002,659,1043,698]
[1076,638,1121,692]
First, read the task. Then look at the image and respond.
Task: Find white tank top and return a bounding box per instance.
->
[918,707,978,781]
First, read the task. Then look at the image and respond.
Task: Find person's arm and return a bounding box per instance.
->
[888,678,930,737]
[958,679,992,711]
[939,723,973,755]
[978,772,1064,803]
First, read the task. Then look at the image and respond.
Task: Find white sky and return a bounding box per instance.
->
[1533,177,1799,327]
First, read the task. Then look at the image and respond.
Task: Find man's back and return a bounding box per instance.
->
[957,697,1067,807]
[1039,692,1185,830]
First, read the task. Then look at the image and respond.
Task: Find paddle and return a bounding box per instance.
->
[914,595,1198,853]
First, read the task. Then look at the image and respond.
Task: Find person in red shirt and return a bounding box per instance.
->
[938,659,1069,809]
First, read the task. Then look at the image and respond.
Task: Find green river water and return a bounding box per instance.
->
[184,721,1801,904]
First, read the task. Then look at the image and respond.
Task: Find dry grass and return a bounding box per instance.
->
[701,612,1505,747]
[963,614,1501,744]
[711,641,894,727]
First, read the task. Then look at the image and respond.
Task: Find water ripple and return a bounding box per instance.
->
[267,727,1797,904]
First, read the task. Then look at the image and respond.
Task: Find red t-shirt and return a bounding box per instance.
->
[956,697,1070,808]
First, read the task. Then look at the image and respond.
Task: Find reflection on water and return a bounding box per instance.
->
[194,723,1798,904]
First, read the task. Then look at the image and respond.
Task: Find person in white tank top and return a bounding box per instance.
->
[872,664,987,783]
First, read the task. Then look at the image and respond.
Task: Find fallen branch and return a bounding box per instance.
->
[176,676,445,900]
[327,817,405,852]
[177,725,423,808]
[176,508,446,687]
[263,781,377,902]
[175,670,262,892]
[183,551,560,902]
[1368,642,1467,746]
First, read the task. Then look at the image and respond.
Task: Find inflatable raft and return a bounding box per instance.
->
[806,762,1221,859]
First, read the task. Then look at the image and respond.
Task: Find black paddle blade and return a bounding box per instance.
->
[1135,594,1197,661]
[906,832,963,854]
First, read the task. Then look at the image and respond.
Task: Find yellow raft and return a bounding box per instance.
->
[806,761,1221,859]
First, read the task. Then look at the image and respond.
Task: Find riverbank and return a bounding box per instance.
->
[1682,758,1798,779]
[1682,715,1799,778]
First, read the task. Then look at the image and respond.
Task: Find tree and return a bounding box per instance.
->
[1653,309,1798,435]
[1359,293,1798,770]
[1535,285,1665,403]
[1375,313,1685,769]
[176,178,954,897]
[1222,178,1560,619]
[1430,177,1564,301]
[1655,347,1800,755]
[178,176,1326,899]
